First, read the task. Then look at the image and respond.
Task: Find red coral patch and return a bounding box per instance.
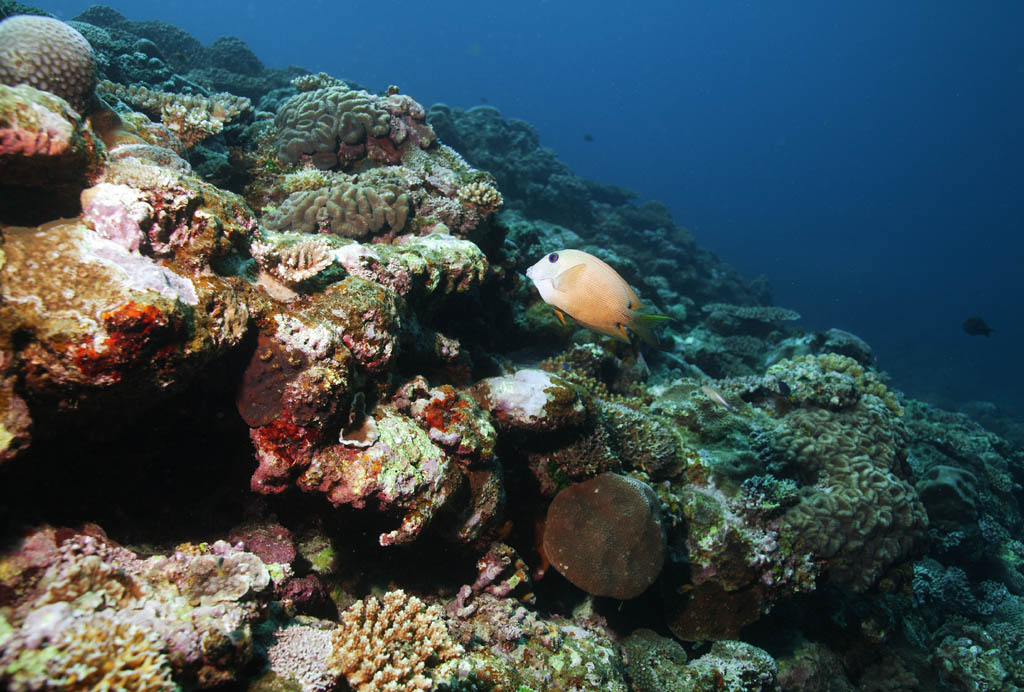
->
[70,301,178,380]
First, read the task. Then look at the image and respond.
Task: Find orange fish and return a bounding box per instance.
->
[526,249,671,347]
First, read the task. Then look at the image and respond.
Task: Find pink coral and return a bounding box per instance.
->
[80,182,150,252]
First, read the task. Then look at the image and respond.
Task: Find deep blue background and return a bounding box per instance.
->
[36,1,1024,416]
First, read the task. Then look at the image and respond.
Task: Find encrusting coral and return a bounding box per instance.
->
[2,609,177,692]
[0,530,273,689]
[327,589,463,692]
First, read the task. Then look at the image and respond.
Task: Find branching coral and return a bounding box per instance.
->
[98,81,251,147]
[327,589,463,692]
[457,181,503,214]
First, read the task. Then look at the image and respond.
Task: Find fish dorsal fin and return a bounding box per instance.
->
[552,262,587,292]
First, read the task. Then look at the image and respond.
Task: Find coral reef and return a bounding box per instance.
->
[1,6,1022,692]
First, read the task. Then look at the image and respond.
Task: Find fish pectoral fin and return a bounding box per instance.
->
[552,263,587,291]
[553,308,567,326]
[617,323,632,341]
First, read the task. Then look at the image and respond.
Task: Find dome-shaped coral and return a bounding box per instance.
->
[0,16,96,113]
[543,472,666,599]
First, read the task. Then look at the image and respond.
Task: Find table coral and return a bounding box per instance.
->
[98,80,251,148]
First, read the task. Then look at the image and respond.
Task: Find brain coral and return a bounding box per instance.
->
[275,85,390,168]
[773,397,927,591]
[0,15,96,113]
[543,473,666,599]
[263,178,410,239]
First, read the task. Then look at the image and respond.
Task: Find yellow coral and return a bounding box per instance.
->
[457,181,503,214]
[327,589,463,692]
[4,612,175,691]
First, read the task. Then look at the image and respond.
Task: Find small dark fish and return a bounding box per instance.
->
[777,380,792,397]
[480,96,488,103]
[962,316,994,336]
[583,133,594,142]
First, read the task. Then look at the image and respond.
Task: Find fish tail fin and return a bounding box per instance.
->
[629,313,675,350]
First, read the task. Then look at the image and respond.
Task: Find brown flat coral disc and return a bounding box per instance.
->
[542,472,666,599]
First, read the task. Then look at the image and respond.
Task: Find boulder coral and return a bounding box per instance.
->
[543,473,666,599]
[0,15,97,113]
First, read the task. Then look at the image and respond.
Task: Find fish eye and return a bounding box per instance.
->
[547,252,558,263]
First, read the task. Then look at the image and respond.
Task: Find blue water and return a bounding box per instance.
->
[38,0,1024,417]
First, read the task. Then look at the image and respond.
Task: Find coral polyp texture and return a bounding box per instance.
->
[263,177,410,239]
[1,7,1021,691]
[0,15,96,113]
[274,85,392,168]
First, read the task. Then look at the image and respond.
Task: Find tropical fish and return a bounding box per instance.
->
[962,316,994,336]
[701,384,736,411]
[525,249,671,347]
